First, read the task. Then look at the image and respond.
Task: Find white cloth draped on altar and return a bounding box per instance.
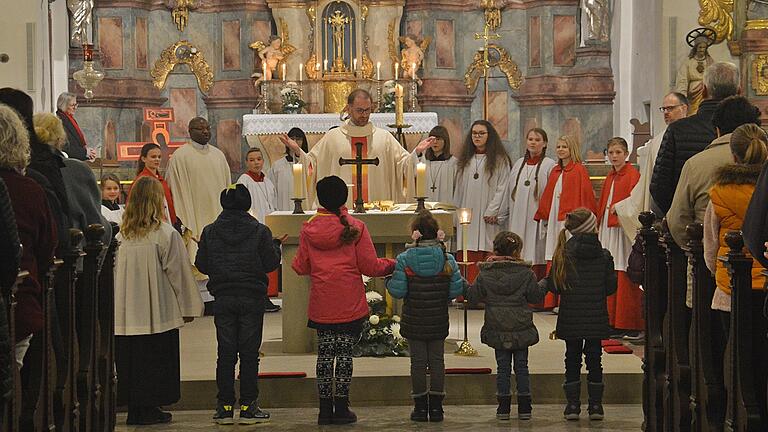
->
[242,112,438,136]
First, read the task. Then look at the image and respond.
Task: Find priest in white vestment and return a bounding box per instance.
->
[280,89,432,205]
[614,92,689,239]
[166,117,232,301]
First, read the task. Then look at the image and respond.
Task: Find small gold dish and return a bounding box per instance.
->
[363,202,376,210]
[379,200,394,212]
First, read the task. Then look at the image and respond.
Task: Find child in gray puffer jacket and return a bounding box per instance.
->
[467,231,544,421]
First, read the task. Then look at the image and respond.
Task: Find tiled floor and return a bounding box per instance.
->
[116,404,644,431]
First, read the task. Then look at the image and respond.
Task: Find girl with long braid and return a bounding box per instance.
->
[292,175,395,425]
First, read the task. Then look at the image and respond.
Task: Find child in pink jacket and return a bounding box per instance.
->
[292,175,395,425]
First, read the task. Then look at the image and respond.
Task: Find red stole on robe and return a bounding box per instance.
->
[61,111,87,148]
[597,163,641,228]
[246,171,265,182]
[534,161,596,221]
[133,167,178,224]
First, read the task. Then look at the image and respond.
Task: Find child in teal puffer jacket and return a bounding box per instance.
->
[386,210,465,423]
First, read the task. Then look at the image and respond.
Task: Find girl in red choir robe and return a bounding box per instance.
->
[597,138,643,338]
[534,135,597,309]
[132,143,179,229]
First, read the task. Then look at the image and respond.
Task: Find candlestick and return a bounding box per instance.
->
[292,198,305,214]
[394,84,404,125]
[323,59,328,72]
[292,163,304,199]
[394,62,399,81]
[462,224,468,263]
[416,162,426,197]
[376,62,381,81]
[353,57,357,72]
[412,62,417,79]
[263,62,268,80]
[282,63,287,81]
[299,63,303,82]
[457,208,472,263]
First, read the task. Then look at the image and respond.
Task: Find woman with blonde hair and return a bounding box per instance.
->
[114,176,203,425]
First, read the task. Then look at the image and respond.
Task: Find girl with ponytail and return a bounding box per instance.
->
[704,123,768,316]
[542,208,616,422]
[502,128,557,279]
[292,175,395,425]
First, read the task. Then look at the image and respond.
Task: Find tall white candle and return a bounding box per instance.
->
[412,62,417,79]
[416,162,426,197]
[353,58,357,71]
[263,62,268,80]
[394,62,399,80]
[292,163,304,199]
[376,62,381,81]
[299,63,303,82]
[323,59,328,71]
[282,63,287,81]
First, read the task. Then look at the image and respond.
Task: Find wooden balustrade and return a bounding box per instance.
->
[1,270,28,432]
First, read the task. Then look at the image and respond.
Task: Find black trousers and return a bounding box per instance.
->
[214,296,265,405]
[115,328,180,408]
[564,338,603,383]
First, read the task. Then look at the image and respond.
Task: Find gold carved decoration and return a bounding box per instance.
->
[481,0,502,30]
[745,19,768,31]
[168,0,197,33]
[151,40,214,93]
[753,54,768,96]
[698,0,733,42]
[361,54,374,80]
[323,80,357,113]
[464,44,523,93]
[305,52,320,80]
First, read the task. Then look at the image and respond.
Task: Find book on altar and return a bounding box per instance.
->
[392,201,456,212]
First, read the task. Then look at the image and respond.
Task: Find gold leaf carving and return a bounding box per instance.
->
[464,44,522,93]
[698,0,733,42]
[151,40,214,93]
[753,54,768,96]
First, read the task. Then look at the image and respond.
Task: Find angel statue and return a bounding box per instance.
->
[67,0,94,46]
[583,0,611,43]
[250,35,296,87]
[400,34,431,85]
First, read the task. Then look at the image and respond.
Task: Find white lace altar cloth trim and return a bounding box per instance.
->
[242,112,438,135]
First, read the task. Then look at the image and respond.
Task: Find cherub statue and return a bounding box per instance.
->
[399,34,431,85]
[250,35,296,87]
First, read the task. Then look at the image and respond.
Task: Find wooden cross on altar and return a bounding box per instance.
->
[338,139,379,213]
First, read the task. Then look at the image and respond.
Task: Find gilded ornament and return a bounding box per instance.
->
[745,19,768,30]
[464,44,522,93]
[305,52,320,80]
[361,53,375,80]
[698,0,733,42]
[151,40,214,93]
[168,0,197,33]
[752,54,768,96]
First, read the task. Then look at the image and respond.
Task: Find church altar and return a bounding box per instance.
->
[265,209,454,353]
[242,112,438,136]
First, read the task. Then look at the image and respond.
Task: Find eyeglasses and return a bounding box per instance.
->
[658,104,684,113]
[471,131,488,137]
[352,108,372,115]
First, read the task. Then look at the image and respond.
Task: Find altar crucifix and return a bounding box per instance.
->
[338,137,379,213]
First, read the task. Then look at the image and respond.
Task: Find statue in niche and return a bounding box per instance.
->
[67,0,94,46]
[399,34,431,85]
[250,35,295,86]
[582,0,611,43]
[675,28,716,115]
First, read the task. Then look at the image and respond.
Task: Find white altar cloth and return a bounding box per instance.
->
[242,112,438,136]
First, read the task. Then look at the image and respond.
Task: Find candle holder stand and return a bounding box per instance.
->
[376,81,383,112]
[455,261,478,357]
[257,81,271,114]
[292,198,305,214]
[409,79,419,113]
[387,123,412,150]
[414,196,427,213]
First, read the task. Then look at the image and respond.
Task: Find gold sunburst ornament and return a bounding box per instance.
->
[464,44,523,93]
[151,40,214,93]
[753,54,768,96]
[698,0,733,43]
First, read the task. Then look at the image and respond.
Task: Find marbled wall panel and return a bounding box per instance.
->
[529,16,541,67]
[553,15,576,66]
[135,16,148,69]
[216,119,243,172]
[104,120,117,161]
[222,20,241,71]
[560,117,583,148]
[488,91,509,140]
[169,88,197,139]
[441,116,464,157]
[406,20,422,38]
[435,20,455,69]
[252,20,272,47]
[98,17,124,69]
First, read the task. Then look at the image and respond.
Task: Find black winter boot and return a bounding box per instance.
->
[332,397,357,424]
[563,381,581,420]
[517,395,532,420]
[410,394,428,422]
[317,398,334,425]
[587,381,605,420]
[427,393,444,422]
[495,395,512,420]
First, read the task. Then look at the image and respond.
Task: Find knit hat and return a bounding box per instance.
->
[220,184,251,211]
[316,175,347,211]
[567,210,597,234]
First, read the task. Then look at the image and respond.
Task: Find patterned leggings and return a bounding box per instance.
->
[316,329,357,399]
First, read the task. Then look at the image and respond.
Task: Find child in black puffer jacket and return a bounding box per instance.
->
[541,208,617,422]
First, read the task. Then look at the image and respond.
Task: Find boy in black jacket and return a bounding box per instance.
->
[195,184,286,425]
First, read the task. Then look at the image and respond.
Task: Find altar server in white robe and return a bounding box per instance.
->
[279,89,433,205]
[414,126,458,205]
[166,117,232,302]
[454,120,511,282]
[500,127,556,278]
[238,147,277,222]
[268,127,309,211]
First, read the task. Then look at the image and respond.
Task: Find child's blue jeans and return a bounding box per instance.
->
[495,348,530,396]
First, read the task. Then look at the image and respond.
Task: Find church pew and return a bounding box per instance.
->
[53,229,85,432]
[95,223,118,432]
[640,211,666,432]
[722,232,764,431]
[77,225,106,432]
[661,219,692,432]
[1,270,28,432]
[686,223,725,431]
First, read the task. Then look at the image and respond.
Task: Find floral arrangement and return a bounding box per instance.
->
[280,82,306,114]
[379,80,396,113]
[352,276,409,357]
